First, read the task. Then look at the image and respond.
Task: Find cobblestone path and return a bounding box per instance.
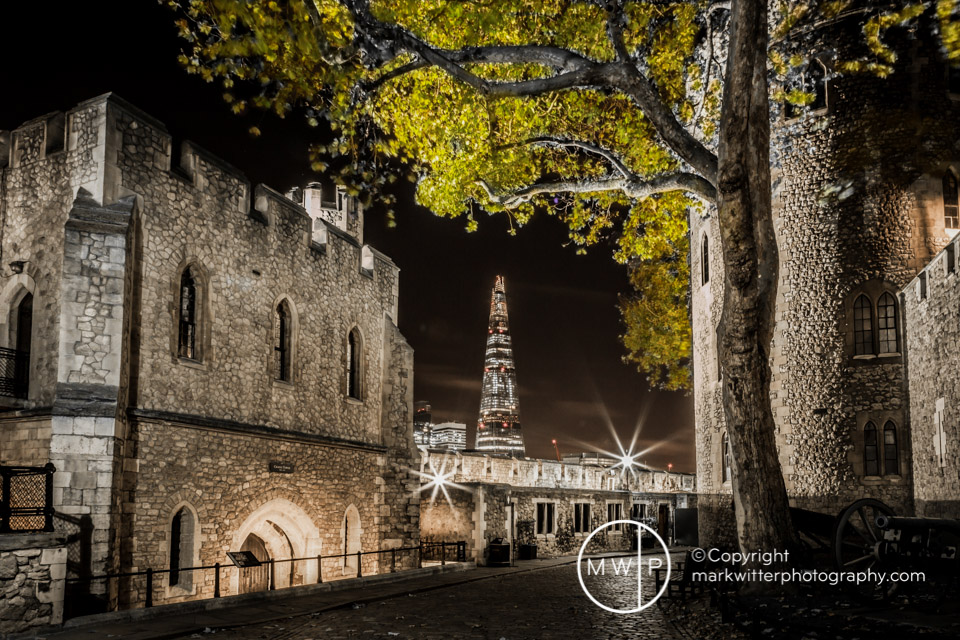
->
[189,559,686,640]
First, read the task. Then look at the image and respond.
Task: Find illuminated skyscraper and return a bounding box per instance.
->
[475,276,525,456]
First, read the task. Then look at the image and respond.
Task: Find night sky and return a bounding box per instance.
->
[3,1,694,470]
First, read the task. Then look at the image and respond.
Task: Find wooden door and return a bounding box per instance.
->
[239,534,270,593]
[657,504,670,544]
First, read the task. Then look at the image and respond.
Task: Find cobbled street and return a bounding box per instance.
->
[179,559,687,640]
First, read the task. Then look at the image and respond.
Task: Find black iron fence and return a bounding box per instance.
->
[0,464,55,533]
[65,540,467,612]
[0,347,28,398]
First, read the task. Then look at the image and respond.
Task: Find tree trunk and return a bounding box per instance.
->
[716,0,799,567]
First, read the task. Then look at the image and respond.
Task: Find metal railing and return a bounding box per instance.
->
[65,540,467,611]
[0,464,55,533]
[0,347,28,398]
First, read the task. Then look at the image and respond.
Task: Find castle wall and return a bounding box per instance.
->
[691,22,960,545]
[0,94,419,612]
[903,237,960,518]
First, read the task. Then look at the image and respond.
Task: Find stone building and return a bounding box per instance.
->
[902,234,960,519]
[419,450,695,565]
[692,13,960,544]
[0,94,420,611]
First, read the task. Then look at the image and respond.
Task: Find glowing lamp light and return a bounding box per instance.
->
[668,463,673,472]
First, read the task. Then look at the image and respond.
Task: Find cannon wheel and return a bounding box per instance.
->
[833,498,897,599]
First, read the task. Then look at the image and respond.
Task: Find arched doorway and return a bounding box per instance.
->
[231,499,321,594]
[239,533,270,593]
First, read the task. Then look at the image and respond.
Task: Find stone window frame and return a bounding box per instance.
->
[700,229,710,287]
[605,501,624,534]
[850,411,905,484]
[534,499,557,538]
[783,56,831,122]
[270,295,299,387]
[0,273,37,402]
[341,504,363,576]
[344,325,365,402]
[164,502,200,598]
[572,501,592,535]
[943,169,960,231]
[719,431,733,487]
[844,281,902,364]
[171,260,212,368]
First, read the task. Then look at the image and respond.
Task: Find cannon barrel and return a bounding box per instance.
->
[875,515,960,535]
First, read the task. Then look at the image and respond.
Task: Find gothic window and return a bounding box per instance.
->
[178,269,198,360]
[809,59,827,111]
[883,421,899,476]
[721,432,733,484]
[853,295,874,356]
[864,422,879,476]
[943,172,959,229]
[785,58,828,118]
[536,502,555,535]
[11,292,32,398]
[346,327,362,399]
[274,300,292,382]
[876,293,899,355]
[701,233,710,286]
[169,507,196,589]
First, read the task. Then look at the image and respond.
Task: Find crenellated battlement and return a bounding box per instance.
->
[1,93,391,284]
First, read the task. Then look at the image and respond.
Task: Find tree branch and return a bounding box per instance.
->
[503,136,637,180]
[478,171,716,208]
[329,0,719,185]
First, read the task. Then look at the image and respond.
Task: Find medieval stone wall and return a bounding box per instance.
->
[0,534,66,636]
[903,238,960,518]
[0,94,419,612]
[691,18,960,545]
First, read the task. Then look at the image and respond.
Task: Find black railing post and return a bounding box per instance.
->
[417,541,423,568]
[214,563,220,598]
[269,559,275,591]
[145,568,153,608]
[441,542,446,566]
[317,554,323,583]
[391,549,396,573]
[43,463,55,532]
[0,468,10,533]
[356,551,362,578]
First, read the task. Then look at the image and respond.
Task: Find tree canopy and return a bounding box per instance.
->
[167,0,958,391]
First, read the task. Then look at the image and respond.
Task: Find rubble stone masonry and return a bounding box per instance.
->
[0,94,419,612]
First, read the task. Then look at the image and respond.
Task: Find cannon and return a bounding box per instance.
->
[830,499,959,596]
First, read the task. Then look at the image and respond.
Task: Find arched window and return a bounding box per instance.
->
[701,233,710,286]
[12,292,32,398]
[944,172,959,229]
[274,301,292,382]
[346,327,362,399]
[178,269,198,360]
[342,505,361,575]
[169,506,196,589]
[883,421,899,476]
[721,432,732,484]
[809,59,827,111]
[853,295,874,356]
[864,422,879,476]
[876,293,898,354]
